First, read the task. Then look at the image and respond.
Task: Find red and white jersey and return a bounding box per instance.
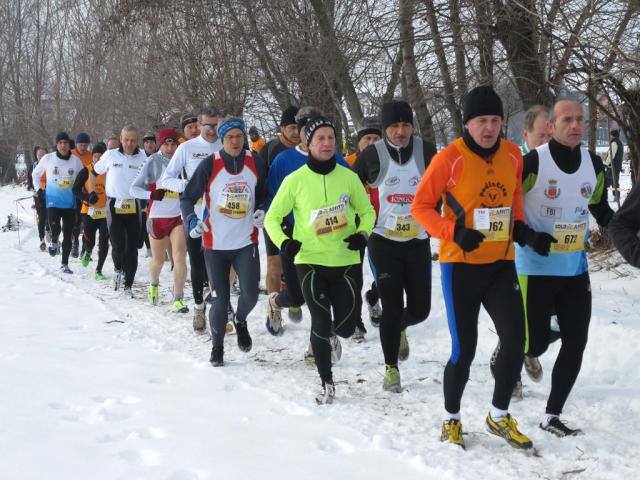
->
[202,152,259,250]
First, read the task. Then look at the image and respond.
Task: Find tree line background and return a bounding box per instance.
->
[1,0,638,184]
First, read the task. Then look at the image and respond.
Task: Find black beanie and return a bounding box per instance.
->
[357,116,382,142]
[611,129,620,138]
[92,142,107,155]
[55,131,71,143]
[280,106,299,127]
[305,116,335,145]
[462,86,504,124]
[381,100,413,130]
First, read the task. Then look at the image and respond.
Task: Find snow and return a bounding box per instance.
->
[1,178,639,480]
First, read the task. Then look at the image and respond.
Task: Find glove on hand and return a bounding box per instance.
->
[88,192,99,205]
[281,239,302,259]
[253,209,265,228]
[512,221,557,256]
[343,232,368,251]
[453,225,485,253]
[189,217,209,239]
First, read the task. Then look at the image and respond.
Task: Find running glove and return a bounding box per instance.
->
[189,217,209,239]
[513,221,557,256]
[87,192,99,205]
[253,209,265,228]
[37,189,45,204]
[343,232,368,251]
[281,239,302,259]
[150,189,166,201]
[454,225,485,252]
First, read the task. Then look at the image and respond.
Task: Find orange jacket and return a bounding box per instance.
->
[411,137,524,263]
[72,148,92,168]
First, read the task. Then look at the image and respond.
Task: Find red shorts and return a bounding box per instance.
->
[147,216,183,240]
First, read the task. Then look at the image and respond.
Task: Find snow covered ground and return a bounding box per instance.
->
[1,176,638,480]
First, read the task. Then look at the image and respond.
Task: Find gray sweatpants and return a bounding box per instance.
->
[204,244,260,346]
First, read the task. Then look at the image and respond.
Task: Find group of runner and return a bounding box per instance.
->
[30,87,627,451]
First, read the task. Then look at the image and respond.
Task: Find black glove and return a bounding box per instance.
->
[343,232,368,251]
[453,225,485,252]
[88,192,99,205]
[37,189,45,204]
[512,221,557,256]
[150,189,166,201]
[281,239,302,259]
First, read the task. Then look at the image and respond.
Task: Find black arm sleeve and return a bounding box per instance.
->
[588,152,614,227]
[180,155,214,226]
[254,152,268,209]
[72,167,90,202]
[353,144,380,185]
[422,141,437,170]
[609,182,640,268]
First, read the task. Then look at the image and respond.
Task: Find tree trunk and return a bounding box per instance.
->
[423,0,462,136]
[309,0,364,128]
[493,0,554,108]
[398,0,435,143]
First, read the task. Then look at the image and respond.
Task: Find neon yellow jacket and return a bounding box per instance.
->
[265,163,375,266]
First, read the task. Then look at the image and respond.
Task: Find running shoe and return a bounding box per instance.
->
[441,419,465,449]
[383,365,402,393]
[171,299,189,313]
[486,413,533,449]
[148,284,159,305]
[540,416,582,437]
[398,329,410,361]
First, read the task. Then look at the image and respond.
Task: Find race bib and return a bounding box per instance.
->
[88,207,106,220]
[217,192,250,218]
[551,222,587,253]
[164,191,180,199]
[474,207,510,242]
[115,198,136,214]
[309,202,348,236]
[58,176,73,189]
[385,213,419,238]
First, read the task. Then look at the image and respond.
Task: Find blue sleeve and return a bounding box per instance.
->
[337,154,350,169]
[265,154,284,211]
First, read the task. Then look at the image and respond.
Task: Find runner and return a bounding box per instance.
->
[92,125,147,295]
[180,114,200,143]
[131,128,188,313]
[515,99,613,437]
[490,104,553,398]
[181,116,267,365]
[345,116,384,339]
[355,100,436,391]
[265,116,375,404]
[261,105,301,331]
[248,126,266,154]
[32,132,84,273]
[71,132,93,258]
[161,107,222,330]
[610,179,640,268]
[72,142,110,280]
[412,86,533,449]
[31,146,50,251]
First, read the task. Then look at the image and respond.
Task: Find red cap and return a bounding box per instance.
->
[157,128,179,145]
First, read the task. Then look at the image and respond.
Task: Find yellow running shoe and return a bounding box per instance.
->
[441,419,465,449]
[486,413,533,449]
[148,284,159,306]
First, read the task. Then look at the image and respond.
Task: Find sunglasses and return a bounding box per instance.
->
[143,137,156,142]
[202,123,218,131]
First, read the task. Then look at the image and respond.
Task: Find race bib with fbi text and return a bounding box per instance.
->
[384,213,419,238]
[551,222,587,253]
[114,198,136,214]
[217,192,250,218]
[309,202,348,236]
[474,207,511,242]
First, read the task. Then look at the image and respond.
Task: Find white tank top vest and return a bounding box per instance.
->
[370,138,427,242]
[516,143,596,276]
[203,151,258,250]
